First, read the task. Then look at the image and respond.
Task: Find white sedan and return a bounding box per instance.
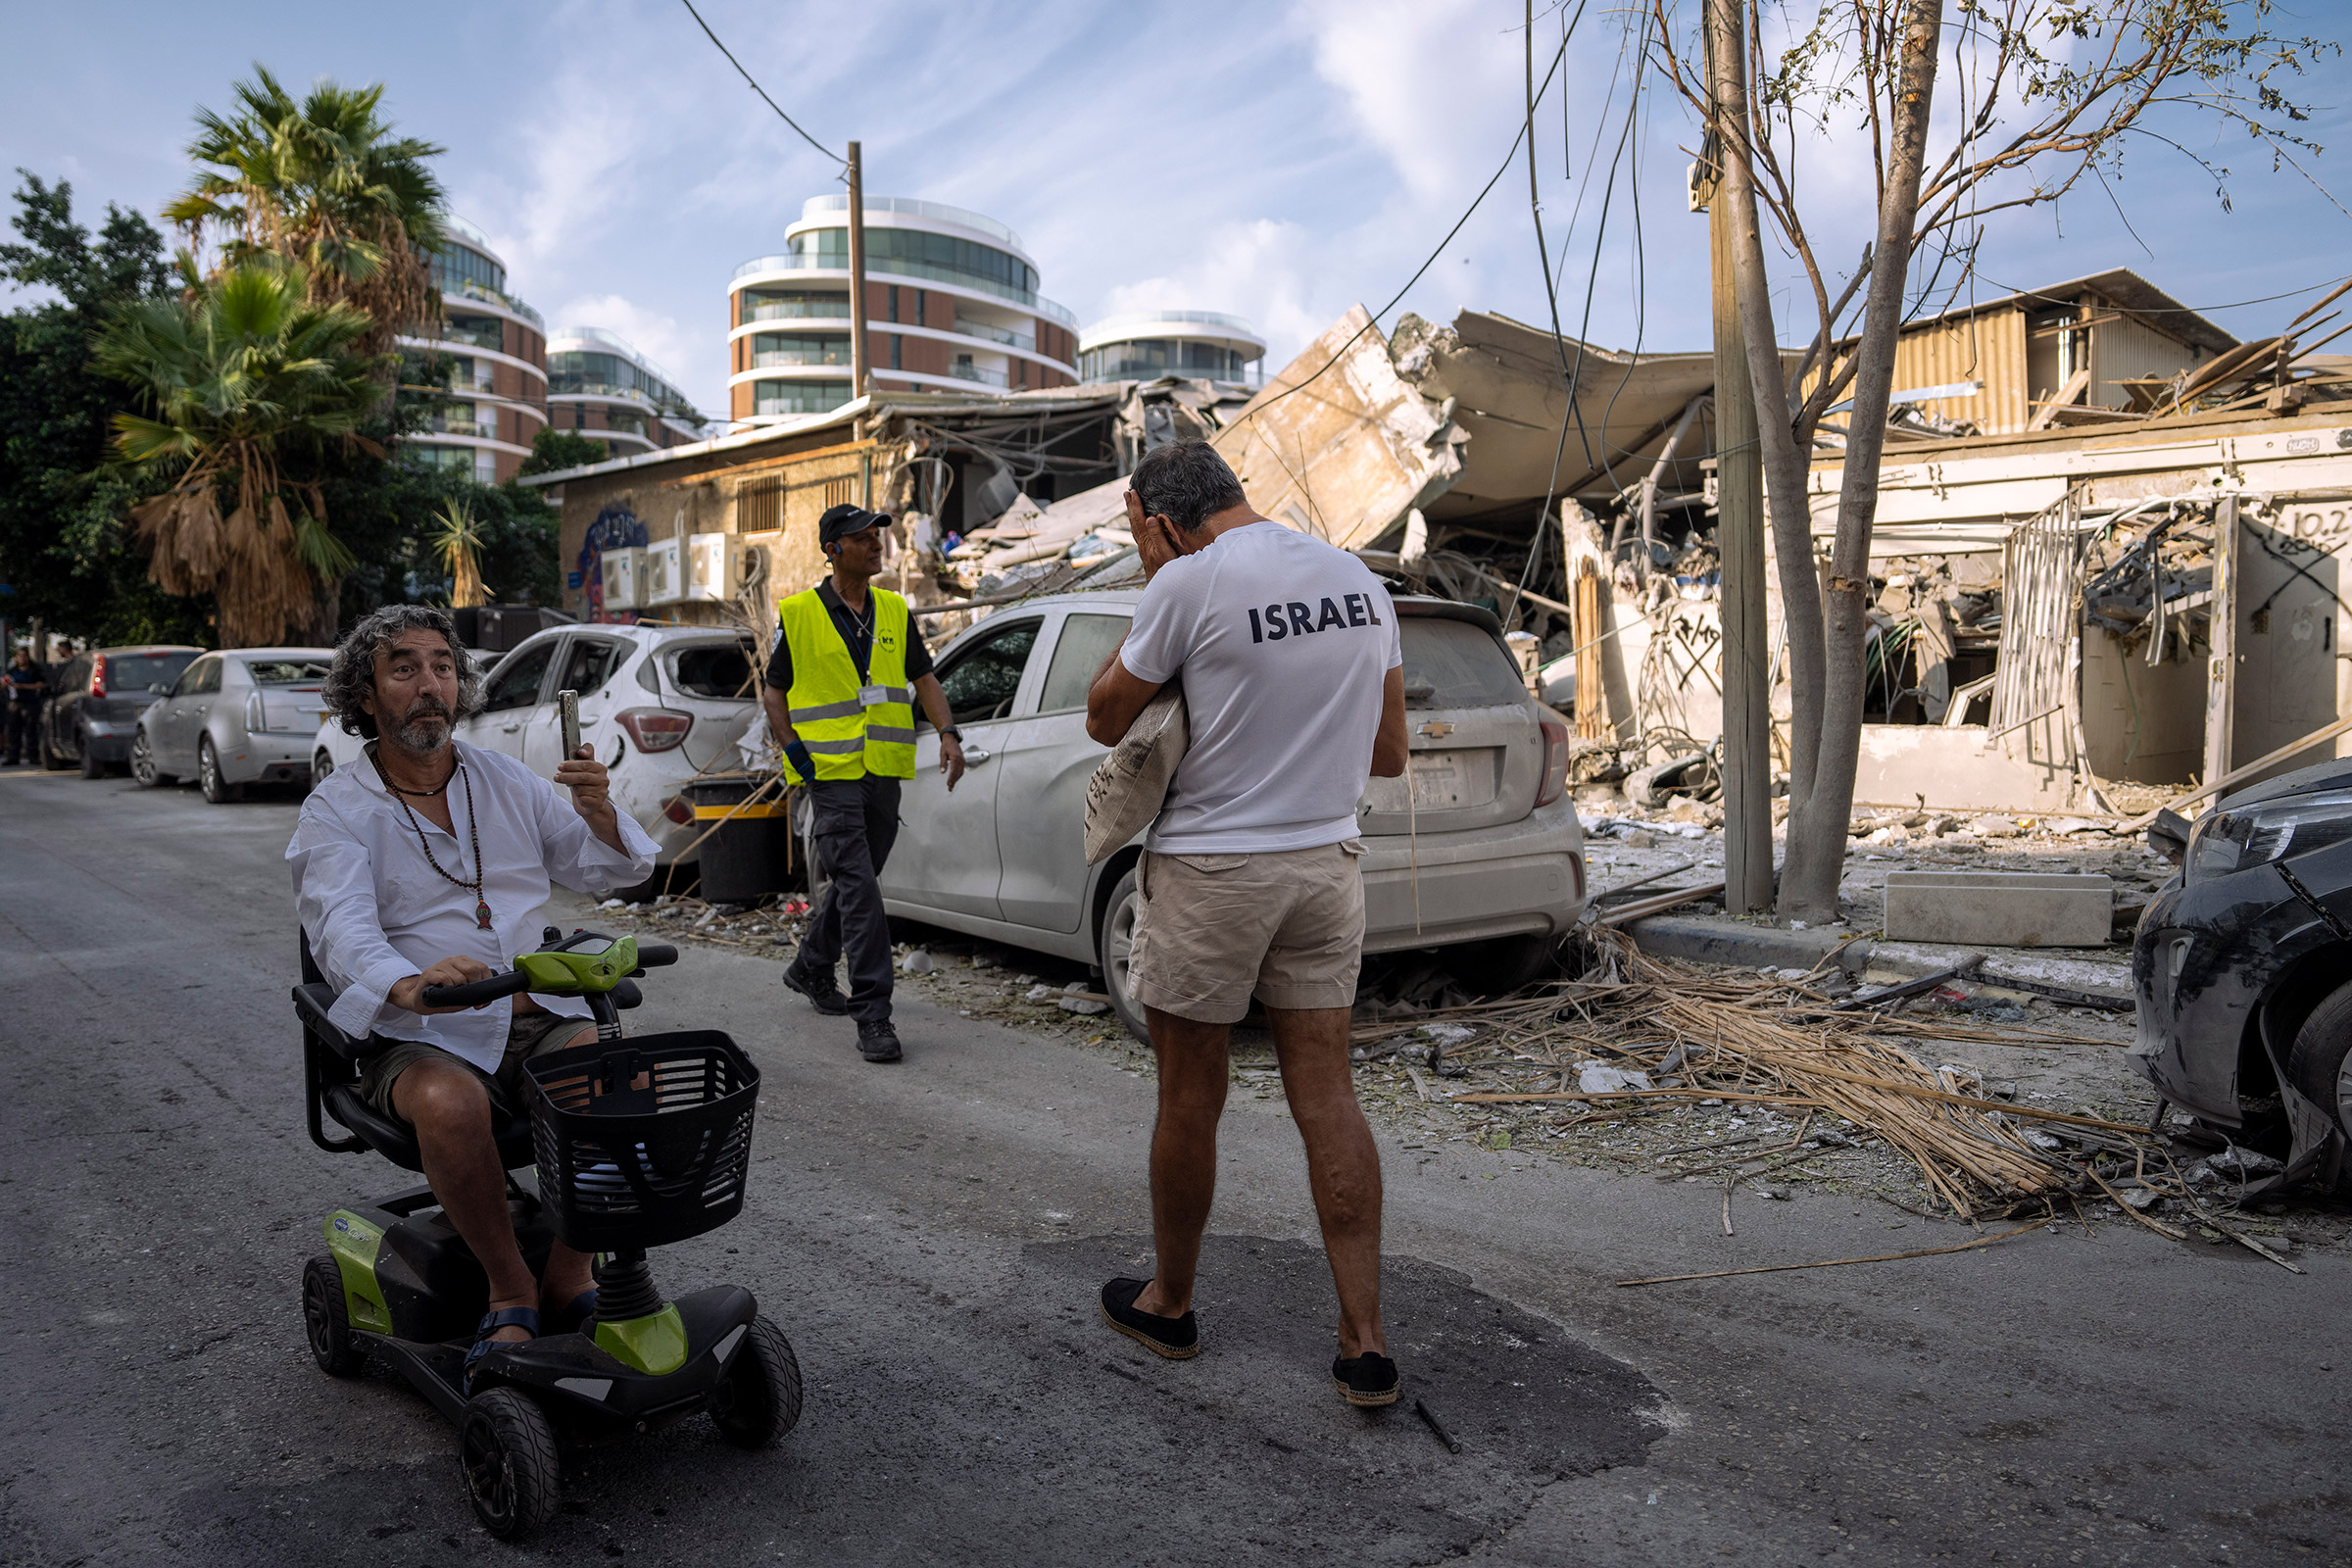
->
[861,588,1589,1040]
[313,622,762,888]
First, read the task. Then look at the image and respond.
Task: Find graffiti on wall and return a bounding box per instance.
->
[579,502,648,623]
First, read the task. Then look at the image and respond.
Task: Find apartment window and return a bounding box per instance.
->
[891,334,904,370]
[915,290,926,327]
[887,284,900,321]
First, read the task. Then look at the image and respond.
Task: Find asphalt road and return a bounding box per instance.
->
[4,762,2349,1567]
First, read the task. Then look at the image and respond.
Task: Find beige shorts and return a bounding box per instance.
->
[1128,840,1367,1024]
[358,1007,599,1121]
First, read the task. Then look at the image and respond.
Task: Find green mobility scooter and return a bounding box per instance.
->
[294,927,802,1539]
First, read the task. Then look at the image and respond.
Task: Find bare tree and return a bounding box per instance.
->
[1650,0,2336,921]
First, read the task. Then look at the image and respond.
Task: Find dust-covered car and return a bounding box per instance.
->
[861,588,1587,1041]
[2132,758,2352,1188]
[131,648,333,801]
[39,645,201,777]
[313,622,762,885]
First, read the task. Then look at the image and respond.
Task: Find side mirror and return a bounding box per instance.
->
[149,683,171,696]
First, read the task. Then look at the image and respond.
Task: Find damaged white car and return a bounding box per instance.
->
[861,589,1588,1040]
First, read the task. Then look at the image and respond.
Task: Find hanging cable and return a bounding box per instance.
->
[679,0,847,171]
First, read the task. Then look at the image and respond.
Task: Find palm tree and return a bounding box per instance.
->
[96,256,380,646]
[429,499,488,608]
[164,65,446,358]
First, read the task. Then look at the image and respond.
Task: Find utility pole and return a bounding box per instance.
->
[845,141,870,401]
[1704,0,1773,915]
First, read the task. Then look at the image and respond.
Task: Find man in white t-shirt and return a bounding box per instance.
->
[1085,439,1408,1408]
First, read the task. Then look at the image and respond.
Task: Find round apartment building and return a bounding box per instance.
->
[400,216,547,484]
[728,196,1079,424]
[547,326,708,459]
[1077,310,1266,386]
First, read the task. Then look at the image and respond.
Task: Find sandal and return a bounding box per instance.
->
[465,1305,540,1391]
[544,1289,598,1336]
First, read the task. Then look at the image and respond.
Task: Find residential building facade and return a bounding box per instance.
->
[547,325,707,459]
[1077,309,1266,386]
[727,196,1080,424]
[401,216,547,483]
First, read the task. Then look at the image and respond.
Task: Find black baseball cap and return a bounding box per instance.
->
[819,504,892,545]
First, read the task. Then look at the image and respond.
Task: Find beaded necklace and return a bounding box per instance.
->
[371,748,493,930]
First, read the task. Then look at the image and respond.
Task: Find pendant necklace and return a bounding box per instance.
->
[373,750,493,929]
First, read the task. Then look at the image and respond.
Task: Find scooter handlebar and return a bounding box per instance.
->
[633,943,680,969]
[417,969,536,1009]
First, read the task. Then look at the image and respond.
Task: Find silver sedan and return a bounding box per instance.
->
[133,648,334,803]
[856,589,1588,1040]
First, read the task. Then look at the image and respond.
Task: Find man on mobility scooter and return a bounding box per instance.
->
[290,605,660,1370]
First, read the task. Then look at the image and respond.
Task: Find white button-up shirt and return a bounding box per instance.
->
[288,742,659,1073]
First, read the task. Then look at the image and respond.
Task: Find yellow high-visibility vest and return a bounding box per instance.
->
[776,586,916,780]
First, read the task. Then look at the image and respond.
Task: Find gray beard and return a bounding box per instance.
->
[388,713,452,756]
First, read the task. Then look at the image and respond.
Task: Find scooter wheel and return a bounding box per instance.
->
[710,1314,804,1448]
[460,1388,561,1539]
[301,1255,365,1377]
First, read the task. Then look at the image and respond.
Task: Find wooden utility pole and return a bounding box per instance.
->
[1705,0,1773,914]
[846,140,870,400]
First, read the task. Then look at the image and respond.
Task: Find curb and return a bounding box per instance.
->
[1623,914,2135,1004]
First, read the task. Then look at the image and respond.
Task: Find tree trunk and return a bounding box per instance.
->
[1777,0,1943,921]
[1709,0,1834,915]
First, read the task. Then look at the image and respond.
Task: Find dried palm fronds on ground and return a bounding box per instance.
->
[1353,928,2135,1220]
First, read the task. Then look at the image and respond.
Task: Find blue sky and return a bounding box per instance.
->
[5,0,2349,423]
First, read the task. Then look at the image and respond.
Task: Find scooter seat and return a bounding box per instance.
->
[319,1084,539,1173]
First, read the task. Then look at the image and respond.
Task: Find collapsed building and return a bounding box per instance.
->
[520,266,2352,814]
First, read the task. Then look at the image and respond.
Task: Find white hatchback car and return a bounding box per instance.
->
[313,622,762,887]
[862,588,1588,1040]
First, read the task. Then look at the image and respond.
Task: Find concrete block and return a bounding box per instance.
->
[1881,871,2111,948]
[1624,915,1870,973]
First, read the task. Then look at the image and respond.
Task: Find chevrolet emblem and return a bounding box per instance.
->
[1418,720,1453,739]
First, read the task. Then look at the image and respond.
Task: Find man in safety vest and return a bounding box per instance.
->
[762,504,966,1062]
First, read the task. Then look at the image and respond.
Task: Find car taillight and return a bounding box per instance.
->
[90,657,106,699]
[617,708,693,753]
[1535,713,1571,808]
[246,692,265,732]
[661,795,694,825]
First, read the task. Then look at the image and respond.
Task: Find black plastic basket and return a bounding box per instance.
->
[523,1030,760,1251]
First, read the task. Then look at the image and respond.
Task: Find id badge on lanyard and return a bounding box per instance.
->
[858,685,890,709]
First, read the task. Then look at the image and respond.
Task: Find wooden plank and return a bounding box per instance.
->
[2202,496,2237,791]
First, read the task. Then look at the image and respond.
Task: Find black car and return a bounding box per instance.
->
[2131,758,2352,1188]
[40,645,202,776]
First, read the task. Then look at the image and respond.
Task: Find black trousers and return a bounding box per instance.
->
[794,775,903,1024]
[2,706,36,763]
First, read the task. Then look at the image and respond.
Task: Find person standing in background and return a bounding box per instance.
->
[3,647,46,765]
[761,504,965,1064]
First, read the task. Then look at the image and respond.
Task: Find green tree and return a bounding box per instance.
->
[95,257,384,646]
[0,172,208,645]
[518,426,612,476]
[164,65,447,359]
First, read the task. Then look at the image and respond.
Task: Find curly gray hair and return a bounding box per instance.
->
[324,605,484,739]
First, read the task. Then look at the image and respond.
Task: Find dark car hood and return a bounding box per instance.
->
[2216,756,2352,813]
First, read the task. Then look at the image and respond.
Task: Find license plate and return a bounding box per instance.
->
[1409,752,1467,809]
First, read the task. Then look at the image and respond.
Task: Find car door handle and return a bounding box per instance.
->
[501,723,521,733]
[959,747,992,765]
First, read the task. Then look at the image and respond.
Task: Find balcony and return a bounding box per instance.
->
[731,251,1077,327]
[439,319,505,352]
[443,277,544,330]
[744,299,851,322]
[417,412,497,439]
[954,317,1035,352]
[753,348,853,369]
[949,362,1008,388]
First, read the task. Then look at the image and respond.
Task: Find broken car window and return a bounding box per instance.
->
[1037,613,1131,713]
[668,642,757,700]
[1400,618,1526,709]
[935,619,1040,726]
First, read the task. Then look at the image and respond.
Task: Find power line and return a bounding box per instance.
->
[679,0,846,170]
[1224,33,1572,437]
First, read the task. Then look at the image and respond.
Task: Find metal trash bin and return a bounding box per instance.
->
[681,775,790,904]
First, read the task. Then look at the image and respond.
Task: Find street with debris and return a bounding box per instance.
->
[8,769,2352,1566]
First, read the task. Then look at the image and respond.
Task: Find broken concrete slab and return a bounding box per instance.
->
[1883,870,2112,948]
[1621,914,1868,973]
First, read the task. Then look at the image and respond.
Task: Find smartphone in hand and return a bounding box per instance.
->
[559,689,581,760]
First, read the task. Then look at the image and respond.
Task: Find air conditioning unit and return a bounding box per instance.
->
[686,531,726,601]
[642,537,682,605]
[600,546,642,612]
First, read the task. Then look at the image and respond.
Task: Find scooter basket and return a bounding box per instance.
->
[523,1030,760,1251]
